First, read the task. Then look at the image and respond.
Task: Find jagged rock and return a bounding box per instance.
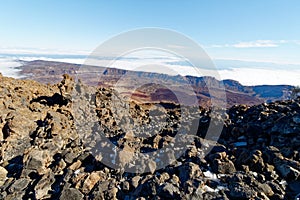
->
[8,178,30,193]
[58,74,75,102]
[60,188,83,200]
[268,181,284,196]
[229,183,257,199]
[94,180,110,198]
[146,159,156,174]
[34,171,55,199]
[0,166,8,185]
[171,174,180,185]
[117,147,134,168]
[56,159,67,173]
[0,74,299,199]
[178,162,201,183]
[211,159,236,174]
[69,160,82,171]
[257,183,274,197]
[247,150,265,172]
[64,151,77,164]
[158,172,170,184]
[24,149,52,175]
[122,181,130,191]
[105,184,118,200]
[131,176,141,189]
[82,171,102,194]
[158,183,180,198]
[4,192,25,199]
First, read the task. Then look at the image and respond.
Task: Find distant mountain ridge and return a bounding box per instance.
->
[223,79,293,101]
[17,60,295,107]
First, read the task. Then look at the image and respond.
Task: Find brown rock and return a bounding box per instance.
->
[82,172,102,194]
[58,74,74,102]
[131,176,141,188]
[69,160,82,171]
[107,187,118,200]
[35,171,55,199]
[0,166,8,185]
[258,183,274,197]
[159,172,170,184]
[212,159,236,174]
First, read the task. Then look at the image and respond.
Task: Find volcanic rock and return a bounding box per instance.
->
[0,166,8,186]
[60,187,83,200]
[0,74,299,199]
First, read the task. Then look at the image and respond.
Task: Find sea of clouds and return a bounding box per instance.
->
[0,53,299,86]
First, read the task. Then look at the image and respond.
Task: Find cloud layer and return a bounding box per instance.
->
[1,53,299,86]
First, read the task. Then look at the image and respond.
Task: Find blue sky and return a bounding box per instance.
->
[0,0,300,65]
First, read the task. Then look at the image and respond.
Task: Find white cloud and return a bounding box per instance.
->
[213,57,300,66]
[0,46,90,55]
[0,58,24,78]
[19,56,85,65]
[207,40,298,49]
[232,40,279,48]
[294,40,300,45]
[219,68,300,86]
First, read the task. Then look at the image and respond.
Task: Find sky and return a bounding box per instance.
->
[0,0,299,85]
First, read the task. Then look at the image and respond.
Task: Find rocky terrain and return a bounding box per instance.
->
[0,73,299,199]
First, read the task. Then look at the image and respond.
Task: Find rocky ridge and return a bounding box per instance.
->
[0,73,299,199]
[19,60,294,107]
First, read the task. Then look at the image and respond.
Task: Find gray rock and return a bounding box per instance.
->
[146,159,156,174]
[178,162,201,183]
[34,171,55,199]
[212,159,236,174]
[8,178,30,193]
[60,188,83,200]
[24,149,51,174]
[229,183,257,199]
[158,183,180,198]
[64,152,77,164]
